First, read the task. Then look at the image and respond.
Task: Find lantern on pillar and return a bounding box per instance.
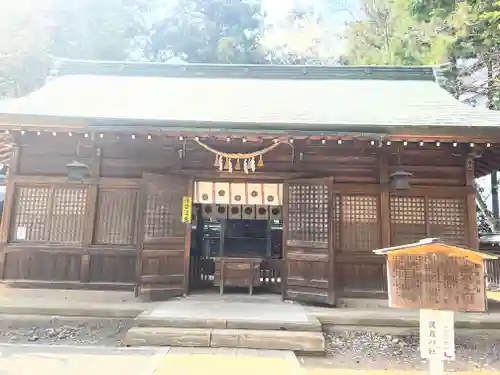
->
[66,161,89,181]
[389,171,412,191]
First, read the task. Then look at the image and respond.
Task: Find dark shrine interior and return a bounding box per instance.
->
[190,204,283,259]
[189,203,283,292]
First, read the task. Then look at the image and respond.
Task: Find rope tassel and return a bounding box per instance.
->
[193,138,279,173]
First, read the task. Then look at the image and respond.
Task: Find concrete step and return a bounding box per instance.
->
[133,315,323,332]
[124,327,325,354]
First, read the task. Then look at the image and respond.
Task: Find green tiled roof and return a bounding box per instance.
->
[0,58,499,135]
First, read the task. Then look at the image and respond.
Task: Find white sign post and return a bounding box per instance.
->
[420,309,455,375]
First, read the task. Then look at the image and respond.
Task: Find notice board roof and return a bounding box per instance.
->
[373,238,498,262]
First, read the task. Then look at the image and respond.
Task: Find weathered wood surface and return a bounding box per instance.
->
[0,133,477,298]
[387,252,486,312]
[214,257,261,293]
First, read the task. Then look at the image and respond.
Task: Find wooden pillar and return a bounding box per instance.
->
[491,171,499,230]
[465,157,478,249]
[379,155,391,247]
[0,144,20,279]
[80,146,101,283]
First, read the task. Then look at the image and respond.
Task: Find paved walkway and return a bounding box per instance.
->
[2,288,500,330]
[1,344,500,375]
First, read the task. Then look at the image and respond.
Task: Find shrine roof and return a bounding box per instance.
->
[373,238,498,259]
[1,58,500,137]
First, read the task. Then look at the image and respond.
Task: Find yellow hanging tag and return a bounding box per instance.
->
[235,159,241,170]
[224,157,231,171]
[257,155,264,167]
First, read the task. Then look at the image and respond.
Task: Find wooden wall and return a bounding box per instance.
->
[0,133,477,297]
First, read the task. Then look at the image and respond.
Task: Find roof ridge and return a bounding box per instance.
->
[48,56,437,81]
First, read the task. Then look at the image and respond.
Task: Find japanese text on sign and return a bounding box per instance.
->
[420,309,455,361]
[181,196,192,224]
[387,253,486,312]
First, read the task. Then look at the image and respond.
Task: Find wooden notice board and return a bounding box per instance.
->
[374,238,497,313]
[387,252,485,312]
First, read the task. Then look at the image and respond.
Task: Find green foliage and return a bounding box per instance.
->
[146,0,266,63]
[342,0,455,65]
[342,0,499,109]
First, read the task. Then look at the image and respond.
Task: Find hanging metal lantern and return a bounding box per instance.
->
[66,161,89,181]
[389,171,412,190]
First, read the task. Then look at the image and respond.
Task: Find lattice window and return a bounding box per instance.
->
[11,186,87,243]
[390,196,426,245]
[287,183,329,246]
[333,194,341,250]
[144,189,184,239]
[428,198,466,245]
[49,188,87,243]
[339,195,380,251]
[11,187,51,241]
[95,189,138,245]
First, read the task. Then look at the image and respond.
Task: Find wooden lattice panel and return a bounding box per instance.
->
[339,195,380,251]
[428,198,466,245]
[95,189,138,245]
[11,187,51,241]
[287,183,329,247]
[390,196,426,245]
[49,188,87,243]
[144,189,184,239]
[388,252,485,312]
[333,194,341,250]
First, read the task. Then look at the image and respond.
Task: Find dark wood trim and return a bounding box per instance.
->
[80,254,90,283]
[11,175,141,187]
[0,145,19,247]
[337,290,388,299]
[391,186,474,197]
[465,157,478,249]
[1,280,134,291]
[327,176,335,305]
[379,156,391,247]
[0,251,5,280]
[83,185,98,245]
[281,178,289,299]
[134,175,147,297]
[336,252,386,264]
[0,179,16,245]
[183,178,194,296]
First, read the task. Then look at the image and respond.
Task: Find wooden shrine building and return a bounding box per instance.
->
[0,59,500,304]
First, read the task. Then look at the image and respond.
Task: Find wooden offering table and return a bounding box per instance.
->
[214,257,262,295]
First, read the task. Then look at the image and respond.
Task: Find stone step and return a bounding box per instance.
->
[133,316,323,332]
[124,327,325,354]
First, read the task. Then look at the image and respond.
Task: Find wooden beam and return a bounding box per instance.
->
[0,145,19,279]
[379,155,391,247]
[466,157,478,249]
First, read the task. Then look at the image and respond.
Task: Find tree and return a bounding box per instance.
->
[341,0,453,65]
[262,5,341,64]
[407,0,499,108]
[0,6,52,98]
[48,0,149,61]
[146,0,266,63]
[0,0,149,98]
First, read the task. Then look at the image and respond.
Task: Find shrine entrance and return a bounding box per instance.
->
[187,178,336,306]
[188,181,284,294]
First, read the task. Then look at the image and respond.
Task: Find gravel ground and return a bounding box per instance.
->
[2,318,500,372]
[299,329,500,372]
[0,318,130,346]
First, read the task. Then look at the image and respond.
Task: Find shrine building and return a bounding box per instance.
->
[0,59,499,305]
